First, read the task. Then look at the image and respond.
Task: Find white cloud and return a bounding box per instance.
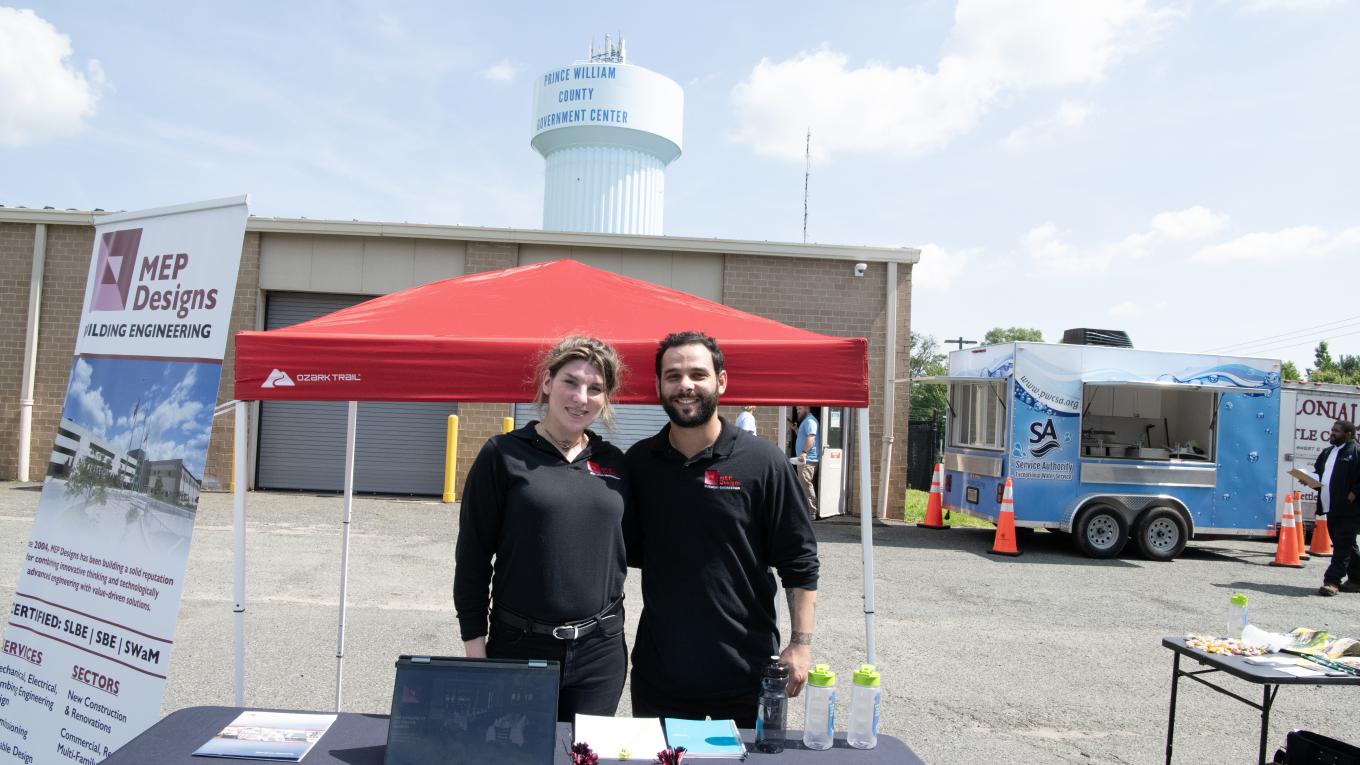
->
[1109,299,1168,318]
[0,8,105,147]
[1005,100,1092,148]
[1193,226,1360,263]
[1149,206,1229,240]
[479,59,519,83]
[1235,0,1343,11]
[67,359,114,435]
[1024,205,1230,273]
[731,0,1177,160]
[913,243,974,290]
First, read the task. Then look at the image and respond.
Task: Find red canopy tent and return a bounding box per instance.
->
[234,259,868,406]
[226,259,879,710]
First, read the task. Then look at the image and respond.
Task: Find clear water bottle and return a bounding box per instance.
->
[754,657,789,754]
[802,664,837,750]
[847,664,880,750]
[1227,593,1249,638]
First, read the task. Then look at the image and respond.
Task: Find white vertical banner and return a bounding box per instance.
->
[1,196,248,764]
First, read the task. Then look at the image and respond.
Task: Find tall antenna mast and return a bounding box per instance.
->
[802,128,811,243]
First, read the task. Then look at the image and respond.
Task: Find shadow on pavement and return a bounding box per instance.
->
[1212,580,1323,598]
[814,521,1142,568]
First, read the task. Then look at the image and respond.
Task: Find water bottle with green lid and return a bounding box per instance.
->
[847,664,880,749]
[1227,593,1249,638]
[802,664,837,750]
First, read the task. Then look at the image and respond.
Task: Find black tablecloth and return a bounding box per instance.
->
[104,706,925,764]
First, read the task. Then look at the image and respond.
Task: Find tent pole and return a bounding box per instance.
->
[857,407,877,665]
[233,401,247,706]
[335,401,357,712]
[877,262,897,521]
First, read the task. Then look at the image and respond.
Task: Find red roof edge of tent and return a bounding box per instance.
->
[234,259,869,406]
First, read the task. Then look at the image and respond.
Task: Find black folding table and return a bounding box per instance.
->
[1163,636,1360,765]
[103,705,926,764]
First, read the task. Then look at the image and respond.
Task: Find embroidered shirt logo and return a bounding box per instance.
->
[704,469,742,490]
[587,461,621,480]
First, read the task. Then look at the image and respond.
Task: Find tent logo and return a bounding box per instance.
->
[262,369,295,389]
[90,228,143,311]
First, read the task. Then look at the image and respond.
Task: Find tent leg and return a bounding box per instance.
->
[857,407,877,665]
[335,401,357,712]
[233,401,247,706]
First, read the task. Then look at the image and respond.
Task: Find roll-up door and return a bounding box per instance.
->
[255,292,458,495]
[513,404,670,453]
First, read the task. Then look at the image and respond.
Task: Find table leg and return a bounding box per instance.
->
[1166,651,1181,765]
[1257,684,1277,765]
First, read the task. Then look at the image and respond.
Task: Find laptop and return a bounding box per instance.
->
[384,656,561,765]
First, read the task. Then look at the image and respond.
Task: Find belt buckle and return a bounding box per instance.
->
[552,623,582,640]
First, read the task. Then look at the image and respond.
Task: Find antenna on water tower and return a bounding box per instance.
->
[802,128,811,243]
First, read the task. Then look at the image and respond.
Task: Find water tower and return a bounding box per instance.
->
[531,36,684,235]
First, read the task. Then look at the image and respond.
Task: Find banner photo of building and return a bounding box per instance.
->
[1,196,247,765]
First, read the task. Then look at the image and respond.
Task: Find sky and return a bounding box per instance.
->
[2,1,1358,371]
[63,357,220,478]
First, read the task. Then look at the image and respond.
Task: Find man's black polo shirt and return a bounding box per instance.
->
[625,417,819,701]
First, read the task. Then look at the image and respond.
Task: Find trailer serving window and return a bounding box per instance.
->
[1080,382,1218,461]
[950,380,1006,451]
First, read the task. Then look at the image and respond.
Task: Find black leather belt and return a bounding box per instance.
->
[493,598,622,641]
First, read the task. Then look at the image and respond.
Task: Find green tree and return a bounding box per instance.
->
[984,326,1044,344]
[1281,360,1301,381]
[908,332,948,424]
[1315,341,1334,372]
[1304,341,1360,384]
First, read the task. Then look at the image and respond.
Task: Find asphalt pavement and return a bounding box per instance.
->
[3,481,1359,764]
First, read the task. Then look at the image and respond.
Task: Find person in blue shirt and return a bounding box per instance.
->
[794,405,819,519]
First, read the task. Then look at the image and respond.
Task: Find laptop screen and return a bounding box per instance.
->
[384,656,561,765]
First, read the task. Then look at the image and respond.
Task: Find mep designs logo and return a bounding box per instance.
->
[586,461,621,480]
[703,469,741,491]
[261,369,295,389]
[1028,418,1061,458]
[90,228,143,311]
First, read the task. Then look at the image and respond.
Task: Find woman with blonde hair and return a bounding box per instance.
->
[454,335,630,718]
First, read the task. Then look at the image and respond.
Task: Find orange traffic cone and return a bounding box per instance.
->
[1270,502,1304,568]
[988,476,1021,556]
[918,463,948,530]
[1311,504,1334,557]
[1292,493,1310,561]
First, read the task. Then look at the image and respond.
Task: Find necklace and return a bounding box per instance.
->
[537,422,586,452]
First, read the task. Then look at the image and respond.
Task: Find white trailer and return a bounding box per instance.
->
[1277,380,1360,523]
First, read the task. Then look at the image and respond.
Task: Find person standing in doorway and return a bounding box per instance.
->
[625,331,819,727]
[794,405,820,519]
[454,336,630,718]
[735,405,758,436]
[1315,419,1360,596]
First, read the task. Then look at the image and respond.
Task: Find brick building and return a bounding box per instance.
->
[0,208,918,517]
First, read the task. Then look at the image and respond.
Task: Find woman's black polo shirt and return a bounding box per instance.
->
[453,422,628,642]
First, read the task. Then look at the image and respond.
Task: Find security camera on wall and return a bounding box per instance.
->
[854,262,867,277]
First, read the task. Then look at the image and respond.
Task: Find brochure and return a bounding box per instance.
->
[664,718,747,759]
[574,715,668,762]
[193,710,337,761]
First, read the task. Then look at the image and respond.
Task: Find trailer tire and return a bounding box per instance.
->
[1075,505,1128,559]
[1135,507,1187,561]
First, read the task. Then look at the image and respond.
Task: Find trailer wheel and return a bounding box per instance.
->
[1075,505,1128,558]
[1135,507,1187,561]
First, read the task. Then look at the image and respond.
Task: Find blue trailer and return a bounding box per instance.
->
[926,342,1282,560]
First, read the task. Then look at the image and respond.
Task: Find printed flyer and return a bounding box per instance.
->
[1,197,247,765]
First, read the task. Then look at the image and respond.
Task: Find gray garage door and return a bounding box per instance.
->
[255,292,458,495]
[513,404,670,453]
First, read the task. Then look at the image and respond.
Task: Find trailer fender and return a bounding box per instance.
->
[1063,494,1194,537]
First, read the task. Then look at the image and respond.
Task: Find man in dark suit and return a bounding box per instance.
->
[1315,419,1360,596]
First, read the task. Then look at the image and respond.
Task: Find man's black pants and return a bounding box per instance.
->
[1322,513,1360,586]
[630,670,759,728]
